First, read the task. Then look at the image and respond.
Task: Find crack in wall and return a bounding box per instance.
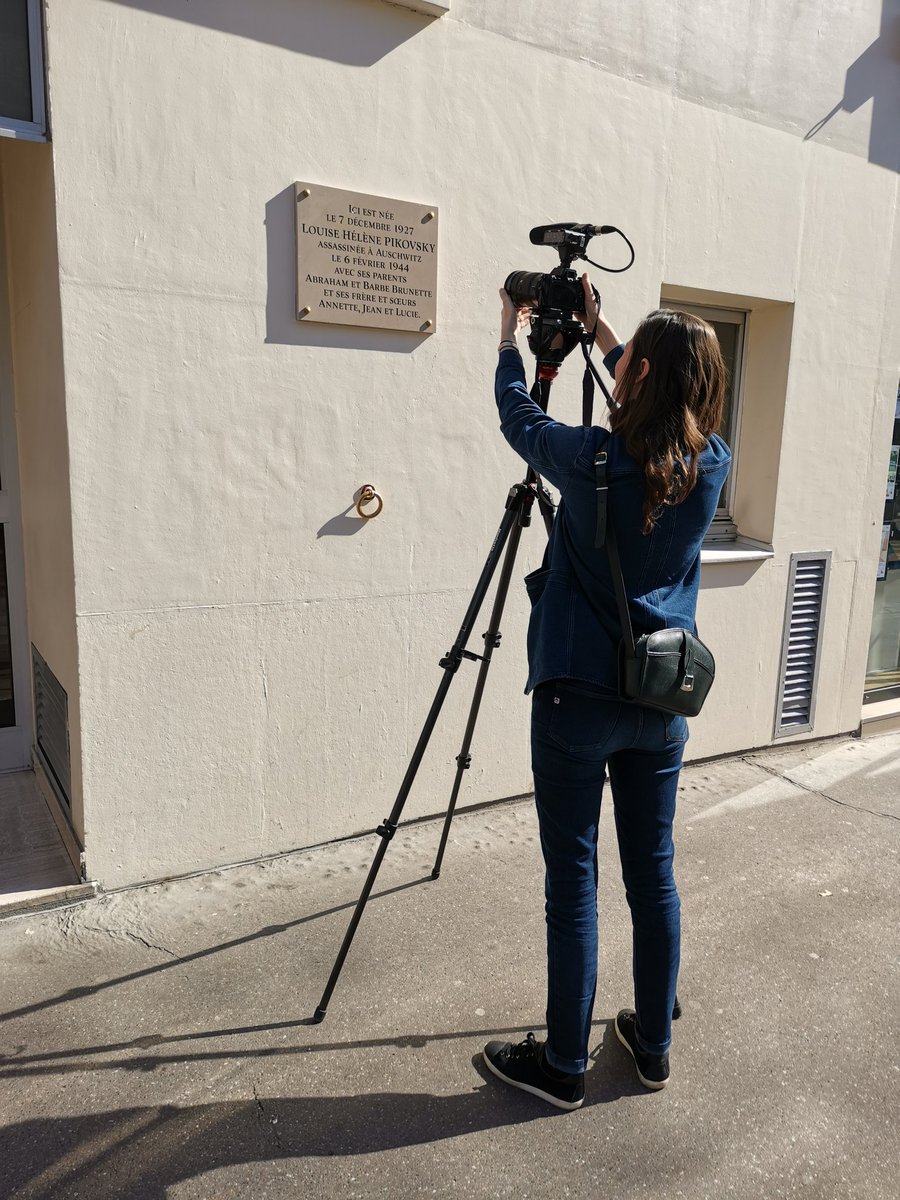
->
[78,583,474,622]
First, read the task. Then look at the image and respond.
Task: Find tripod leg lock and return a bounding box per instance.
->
[375,820,397,841]
[482,631,502,650]
[440,647,486,671]
[456,753,471,770]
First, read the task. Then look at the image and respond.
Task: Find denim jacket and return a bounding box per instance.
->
[495,346,732,695]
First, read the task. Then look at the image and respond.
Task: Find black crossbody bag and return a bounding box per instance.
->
[592,449,715,717]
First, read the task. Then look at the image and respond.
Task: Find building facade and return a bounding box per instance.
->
[1,0,898,890]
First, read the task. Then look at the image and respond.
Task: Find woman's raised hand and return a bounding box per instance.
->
[499,288,531,343]
[576,273,600,332]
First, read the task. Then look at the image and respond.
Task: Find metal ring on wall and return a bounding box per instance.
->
[356,484,384,519]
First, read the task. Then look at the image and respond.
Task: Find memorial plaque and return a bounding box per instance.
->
[294,182,438,333]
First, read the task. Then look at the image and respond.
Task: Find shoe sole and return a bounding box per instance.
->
[482,1050,584,1111]
[614,1019,669,1090]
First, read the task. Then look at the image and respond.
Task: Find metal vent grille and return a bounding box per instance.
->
[774,553,831,738]
[32,644,72,811]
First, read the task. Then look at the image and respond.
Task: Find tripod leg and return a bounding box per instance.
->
[313,496,527,1022]
[431,514,526,879]
[313,675,454,1022]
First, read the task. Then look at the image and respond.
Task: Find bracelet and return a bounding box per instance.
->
[498,339,519,352]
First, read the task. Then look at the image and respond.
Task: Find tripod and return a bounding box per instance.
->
[312,367,559,1023]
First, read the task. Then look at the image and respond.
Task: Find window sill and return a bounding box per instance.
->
[0,123,47,143]
[700,537,775,564]
[859,697,900,738]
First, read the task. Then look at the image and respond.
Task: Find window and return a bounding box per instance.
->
[0,0,46,142]
[661,299,746,540]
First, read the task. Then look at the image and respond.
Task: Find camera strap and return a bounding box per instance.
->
[581,319,599,427]
[582,364,594,428]
[581,321,617,427]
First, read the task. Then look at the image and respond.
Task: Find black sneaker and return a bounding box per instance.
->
[482,1033,584,1110]
[614,1010,670,1090]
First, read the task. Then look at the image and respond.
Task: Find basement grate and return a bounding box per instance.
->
[31,644,71,811]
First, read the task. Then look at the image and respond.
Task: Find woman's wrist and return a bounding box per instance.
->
[593,317,621,356]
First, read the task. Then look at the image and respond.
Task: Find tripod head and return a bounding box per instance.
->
[527,310,588,379]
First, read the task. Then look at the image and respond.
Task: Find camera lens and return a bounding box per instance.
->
[504,271,545,309]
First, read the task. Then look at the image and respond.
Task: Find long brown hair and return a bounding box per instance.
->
[610,309,726,534]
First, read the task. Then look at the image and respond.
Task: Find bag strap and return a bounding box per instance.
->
[593,448,609,550]
[594,450,636,656]
[682,631,695,693]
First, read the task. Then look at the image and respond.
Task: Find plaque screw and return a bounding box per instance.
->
[299,306,312,318]
[298,188,311,200]
[422,319,433,329]
[422,211,435,222]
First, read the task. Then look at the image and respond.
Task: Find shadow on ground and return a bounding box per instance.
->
[0,877,430,1026]
[1,1040,645,1199]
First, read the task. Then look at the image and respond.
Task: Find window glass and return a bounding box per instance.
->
[0,1,33,125]
[660,300,745,525]
[708,318,739,514]
[709,319,738,445]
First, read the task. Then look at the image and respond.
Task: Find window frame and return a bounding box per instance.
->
[660,297,747,540]
[0,0,47,143]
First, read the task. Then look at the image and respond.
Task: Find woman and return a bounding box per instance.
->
[482,277,731,1110]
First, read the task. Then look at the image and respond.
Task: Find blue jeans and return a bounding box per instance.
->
[531,681,687,1074]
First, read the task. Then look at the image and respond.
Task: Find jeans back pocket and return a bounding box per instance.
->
[535,683,622,753]
[664,712,689,745]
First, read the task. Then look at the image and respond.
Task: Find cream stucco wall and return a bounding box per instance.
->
[37,0,900,885]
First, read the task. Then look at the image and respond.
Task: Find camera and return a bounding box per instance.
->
[503,268,584,317]
[504,223,608,317]
[503,223,608,370]
[503,221,634,373]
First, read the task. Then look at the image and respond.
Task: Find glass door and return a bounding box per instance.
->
[0,210,32,769]
[0,527,16,727]
[865,382,900,702]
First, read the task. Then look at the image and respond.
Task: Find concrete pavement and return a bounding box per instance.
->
[1,731,898,1199]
